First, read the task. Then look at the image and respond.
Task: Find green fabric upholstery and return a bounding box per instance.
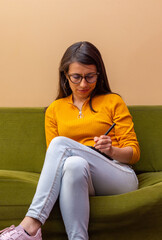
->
[0,108,46,172]
[129,106,162,173]
[0,107,162,239]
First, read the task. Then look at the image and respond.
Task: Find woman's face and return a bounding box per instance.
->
[66,62,98,102]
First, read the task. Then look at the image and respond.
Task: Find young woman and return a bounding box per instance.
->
[0,41,140,240]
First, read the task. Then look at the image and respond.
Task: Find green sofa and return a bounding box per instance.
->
[0,106,162,240]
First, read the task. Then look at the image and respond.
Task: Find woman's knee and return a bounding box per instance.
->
[47,136,68,152]
[49,136,76,149]
[50,136,67,146]
[63,156,89,180]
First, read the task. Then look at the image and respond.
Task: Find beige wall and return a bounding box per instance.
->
[0,0,162,107]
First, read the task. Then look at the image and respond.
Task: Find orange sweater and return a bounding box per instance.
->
[45,93,140,164]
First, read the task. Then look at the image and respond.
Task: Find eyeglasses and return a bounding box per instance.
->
[67,72,99,84]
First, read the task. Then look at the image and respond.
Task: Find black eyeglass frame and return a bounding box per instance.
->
[67,72,100,84]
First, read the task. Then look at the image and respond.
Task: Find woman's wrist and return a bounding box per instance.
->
[107,146,133,164]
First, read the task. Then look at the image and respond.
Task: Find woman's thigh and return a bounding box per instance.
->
[50,136,138,196]
[88,158,138,195]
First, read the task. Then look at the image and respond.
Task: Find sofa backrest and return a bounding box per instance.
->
[129,106,162,173]
[0,108,46,173]
[0,106,162,173]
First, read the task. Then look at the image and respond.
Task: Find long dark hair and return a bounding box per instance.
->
[56,41,112,111]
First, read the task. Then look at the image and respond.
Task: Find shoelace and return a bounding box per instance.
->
[0,225,18,239]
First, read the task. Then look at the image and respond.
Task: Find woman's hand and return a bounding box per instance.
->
[93,135,133,164]
[94,135,113,156]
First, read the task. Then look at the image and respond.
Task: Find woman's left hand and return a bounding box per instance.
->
[94,135,113,157]
[94,135,133,164]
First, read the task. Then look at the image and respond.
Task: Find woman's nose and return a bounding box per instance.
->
[80,78,88,87]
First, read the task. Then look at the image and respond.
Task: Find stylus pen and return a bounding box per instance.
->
[104,123,116,135]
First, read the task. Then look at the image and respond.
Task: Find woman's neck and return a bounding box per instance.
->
[72,95,89,110]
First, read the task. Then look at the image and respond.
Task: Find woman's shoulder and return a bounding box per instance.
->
[48,95,71,108]
[95,93,124,104]
[46,96,71,115]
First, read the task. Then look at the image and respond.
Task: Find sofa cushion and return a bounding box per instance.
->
[0,108,46,173]
[0,170,39,219]
[138,172,162,188]
[0,169,162,239]
[129,106,162,173]
[45,180,162,238]
[0,169,65,233]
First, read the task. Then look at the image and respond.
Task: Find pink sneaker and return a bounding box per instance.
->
[0,225,42,240]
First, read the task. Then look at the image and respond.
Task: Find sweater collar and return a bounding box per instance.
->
[66,94,90,105]
[66,94,73,104]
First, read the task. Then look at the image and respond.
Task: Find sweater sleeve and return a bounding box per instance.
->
[45,102,59,148]
[111,95,140,164]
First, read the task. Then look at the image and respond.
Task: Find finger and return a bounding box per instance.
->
[94,140,112,149]
[94,136,99,143]
[94,137,112,146]
[94,137,112,149]
[95,143,112,150]
[99,135,111,140]
[94,135,111,140]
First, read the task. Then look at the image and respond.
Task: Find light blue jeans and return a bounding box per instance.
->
[26,136,138,240]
